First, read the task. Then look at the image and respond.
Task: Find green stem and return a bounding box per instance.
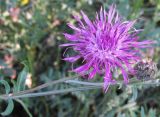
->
[0,75,159,100]
[65,78,138,86]
[1,75,79,98]
[1,86,101,99]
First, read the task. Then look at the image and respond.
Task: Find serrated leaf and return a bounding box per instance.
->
[1,99,14,116]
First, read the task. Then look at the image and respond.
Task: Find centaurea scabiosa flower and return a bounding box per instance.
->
[60,5,154,91]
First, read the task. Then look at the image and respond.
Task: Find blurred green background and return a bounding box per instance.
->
[0,0,160,117]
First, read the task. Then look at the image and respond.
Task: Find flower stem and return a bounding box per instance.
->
[0,75,159,100]
[0,75,79,99]
[1,85,101,100]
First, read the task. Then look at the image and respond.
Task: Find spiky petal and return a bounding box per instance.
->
[61,5,154,91]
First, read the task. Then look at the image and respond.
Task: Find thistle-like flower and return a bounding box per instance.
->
[60,5,154,91]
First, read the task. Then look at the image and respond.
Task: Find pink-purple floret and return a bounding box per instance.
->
[60,5,154,91]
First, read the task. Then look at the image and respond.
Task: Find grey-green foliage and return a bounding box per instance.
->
[16,62,29,91]
[0,80,14,116]
[12,62,32,116]
[15,99,32,117]
[0,0,160,116]
[0,62,32,116]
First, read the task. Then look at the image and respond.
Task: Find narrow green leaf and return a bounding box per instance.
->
[15,99,33,117]
[1,99,14,116]
[131,86,138,101]
[149,109,156,117]
[17,63,29,91]
[117,112,123,117]
[11,80,18,93]
[0,80,10,94]
[0,80,14,116]
[129,110,137,117]
[140,106,146,117]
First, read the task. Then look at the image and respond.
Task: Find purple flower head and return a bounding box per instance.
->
[60,5,154,91]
